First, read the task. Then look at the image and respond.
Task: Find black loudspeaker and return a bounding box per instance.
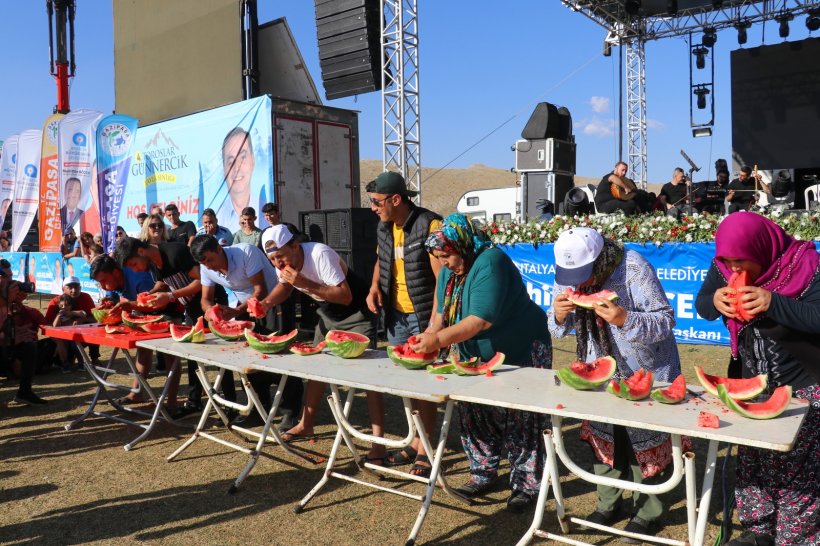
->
[521,102,573,141]
[315,0,382,100]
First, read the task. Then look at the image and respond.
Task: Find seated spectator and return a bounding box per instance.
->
[44,276,99,372]
[139,213,169,245]
[233,207,262,247]
[197,208,233,247]
[1,280,48,405]
[61,228,81,259]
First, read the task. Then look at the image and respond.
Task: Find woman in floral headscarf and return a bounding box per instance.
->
[410,213,552,513]
[696,213,820,546]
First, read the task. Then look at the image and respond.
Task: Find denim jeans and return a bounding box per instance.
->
[386,309,423,345]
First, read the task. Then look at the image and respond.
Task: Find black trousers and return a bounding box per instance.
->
[7,341,37,394]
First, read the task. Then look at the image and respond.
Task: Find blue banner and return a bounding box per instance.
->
[66,257,101,302]
[29,252,64,295]
[97,114,139,254]
[499,242,726,346]
[0,251,27,282]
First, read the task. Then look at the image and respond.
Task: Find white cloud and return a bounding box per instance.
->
[590,96,610,113]
[647,118,665,130]
[579,117,615,137]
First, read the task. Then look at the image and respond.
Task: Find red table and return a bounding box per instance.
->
[44,324,183,450]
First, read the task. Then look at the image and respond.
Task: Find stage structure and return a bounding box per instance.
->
[560,0,820,187]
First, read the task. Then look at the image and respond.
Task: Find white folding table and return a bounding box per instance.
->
[139,335,504,544]
[450,367,809,546]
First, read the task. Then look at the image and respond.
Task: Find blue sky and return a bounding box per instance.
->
[0,2,815,184]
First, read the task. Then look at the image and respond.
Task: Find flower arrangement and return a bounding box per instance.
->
[486,211,820,246]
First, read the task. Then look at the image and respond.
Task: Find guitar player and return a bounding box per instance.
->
[594,161,654,215]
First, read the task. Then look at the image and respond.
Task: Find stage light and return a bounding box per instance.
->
[777,13,793,38]
[712,0,722,7]
[702,27,717,47]
[604,40,612,57]
[694,86,710,110]
[692,45,708,69]
[807,10,820,32]
[625,0,641,16]
[735,19,751,45]
[693,126,713,138]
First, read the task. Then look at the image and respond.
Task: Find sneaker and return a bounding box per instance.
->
[726,531,775,546]
[233,411,266,429]
[506,490,535,514]
[168,404,199,420]
[621,516,656,544]
[578,506,623,530]
[14,391,48,405]
[455,479,496,499]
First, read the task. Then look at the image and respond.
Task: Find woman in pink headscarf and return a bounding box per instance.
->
[696,212,820,546]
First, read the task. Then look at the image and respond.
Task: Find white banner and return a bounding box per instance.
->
[11,130,42,251]
[58,109,104,235]
[0,134,19,226]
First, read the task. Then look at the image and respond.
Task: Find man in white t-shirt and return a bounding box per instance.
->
[255,224,382,456]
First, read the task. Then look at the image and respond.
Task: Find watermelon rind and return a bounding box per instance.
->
[244,328,298,354]
[122,311,164,329]
[650,374,687,404]
[452,352,505,376]
[558,356,617,390]
[566,289,619,310]
[606,380,621,396]
[426,362,456,374]
[209,319,254,341]
[92,308,123,325]
[717,384,792,420]
[190,317,207,343]
[290,341,326,356]
[618,370,654,401]
[170,324,195,342]
[140,321,170,334]
[325,330,369,359]
[387,345,435,369]
[695,366,767,400]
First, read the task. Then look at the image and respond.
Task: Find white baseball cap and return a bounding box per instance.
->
[553,227,604,286]
[261,224,293,252]
[63,276,82,287]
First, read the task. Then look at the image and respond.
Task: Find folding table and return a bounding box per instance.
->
[450,366,809,546]
[138,335,504,545]
[43,324,183,451]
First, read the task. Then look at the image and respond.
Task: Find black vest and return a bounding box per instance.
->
[377,205,441,329]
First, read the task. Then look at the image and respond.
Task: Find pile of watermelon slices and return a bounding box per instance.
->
[695,366,791,420]
[203,305,254,341]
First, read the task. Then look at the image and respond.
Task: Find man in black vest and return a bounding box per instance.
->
[366,171,442,477]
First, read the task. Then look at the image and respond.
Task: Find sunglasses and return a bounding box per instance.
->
[149,223,164,229]
[369,195,395,207]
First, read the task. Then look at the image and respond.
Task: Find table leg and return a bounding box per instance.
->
[123,352,182,451]
[168,364,227,461]
[65,343,129,430]
[693,441,719,546]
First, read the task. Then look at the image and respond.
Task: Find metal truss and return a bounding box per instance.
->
[381,0,422,203]
[561,0,820,42]
[626,37,648,187]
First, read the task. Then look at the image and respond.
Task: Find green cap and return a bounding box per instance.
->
[370,171,418,197]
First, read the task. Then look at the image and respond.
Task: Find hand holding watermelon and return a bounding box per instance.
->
[245,297,267,318]
[137,291,170,311]
[409,333,440,354]
[592,298,627,328]
[552,291,577,325]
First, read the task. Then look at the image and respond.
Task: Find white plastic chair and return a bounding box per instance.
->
[804,184,820,209]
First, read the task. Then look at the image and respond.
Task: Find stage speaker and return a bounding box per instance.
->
[515,139,576,174]
[522,172,575,220]
[521,103,573,141]
[315,0,383,100]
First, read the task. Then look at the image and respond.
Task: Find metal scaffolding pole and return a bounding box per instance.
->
[625,36,647,188]
[381,0,421,204]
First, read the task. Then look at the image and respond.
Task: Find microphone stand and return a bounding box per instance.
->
[680,149,701,215]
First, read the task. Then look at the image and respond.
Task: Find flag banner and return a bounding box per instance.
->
[66,257,101,302]
[38,113,65,251]
[119,96,273,235]
[96,114,139,253]
[0,134,19,228]
[58,109,104,237]
[0,251,28,282]
[499,242,736,346]
[11,130,43,251]
[30,251,63,295]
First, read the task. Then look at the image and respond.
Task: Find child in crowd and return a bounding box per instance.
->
[53,294,79,372]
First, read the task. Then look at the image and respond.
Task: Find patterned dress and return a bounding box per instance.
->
[548,249,684,477]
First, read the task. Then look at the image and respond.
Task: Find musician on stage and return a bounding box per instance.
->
[697,169,730,214]
[594,161,653,216]
[658,167,693,219]
[727,166,759,213]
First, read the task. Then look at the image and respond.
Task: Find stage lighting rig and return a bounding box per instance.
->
[777,12,793,38]
[807,9,820,32]
[735,19,751,45]
[692,45,709,69]
[692,126,712,138]
[693,86,710,110]
[702,27,717,47]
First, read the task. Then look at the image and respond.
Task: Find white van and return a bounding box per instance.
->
[456,187,520,225]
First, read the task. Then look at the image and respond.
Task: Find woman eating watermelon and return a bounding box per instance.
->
[409,213,552,513]
[696,212,820,546]
[548,227,682,542]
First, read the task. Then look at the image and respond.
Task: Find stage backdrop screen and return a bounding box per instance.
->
[114,0,243,126]
[731,38,820,171]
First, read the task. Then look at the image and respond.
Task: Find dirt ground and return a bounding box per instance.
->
[0,313,746,546]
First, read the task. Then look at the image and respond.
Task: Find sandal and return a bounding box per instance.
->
[409,455,432,479]
[384,446,418,467]
[280,431,316,443]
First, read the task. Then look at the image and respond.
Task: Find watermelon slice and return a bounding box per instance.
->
[290,341,326,356]
[104,325,130,334]
[204,304,225,323]
[565,288,619,309]
[244,328,298,354]
[452,353,505,376]
[608,368,654,401]
[728,271,755,322]
[718,384,792,420]
[606,379,621,396]
[122,311,165,329]
[140,321,170,333]
[650,374,687,404]
[209,318,254,341]
[695,366,767,400]
[697,411,720,428]
[171,324,196,342]
[426,362,456,374]
[387,340,438,369]
[325,330,369,358]
[246,297,266,319]
[557,356,617,390]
